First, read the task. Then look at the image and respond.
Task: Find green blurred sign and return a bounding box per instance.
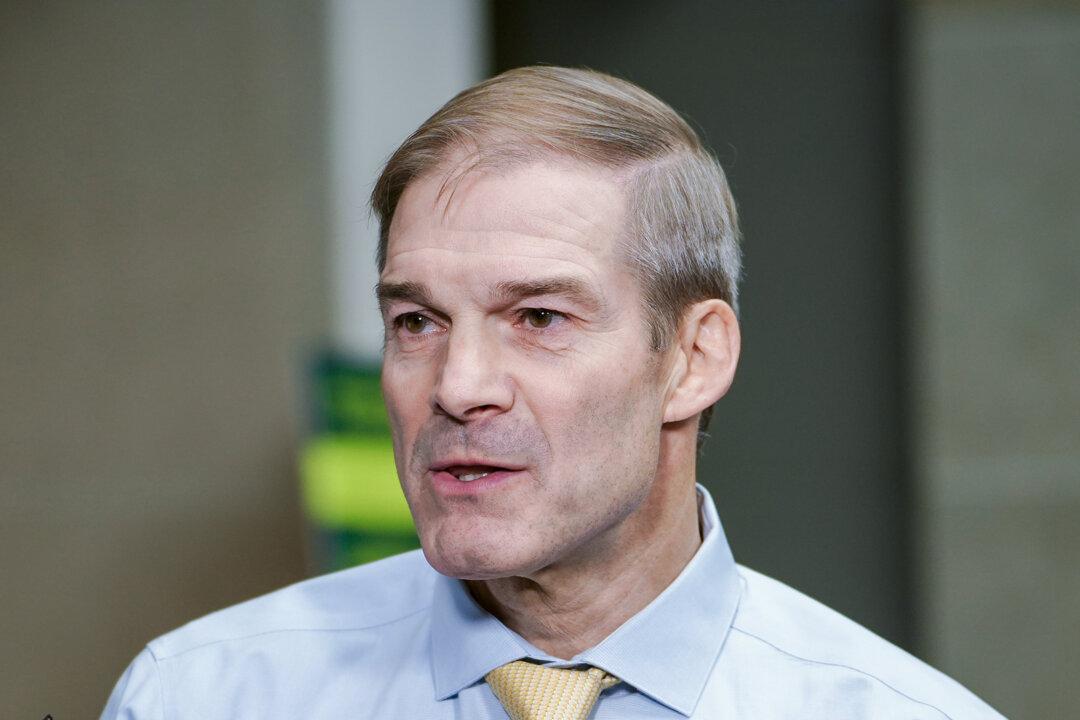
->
[300,352,418,570]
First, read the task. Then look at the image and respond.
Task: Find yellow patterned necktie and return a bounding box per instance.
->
[485,659,621,720]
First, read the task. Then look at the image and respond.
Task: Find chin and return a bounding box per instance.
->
[419,528,543,580]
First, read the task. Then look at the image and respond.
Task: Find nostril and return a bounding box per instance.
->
[462,404,504,417]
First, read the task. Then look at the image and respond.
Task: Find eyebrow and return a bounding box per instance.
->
[375,276,606,315]
[489,277,605,313]
[375,281,434,314]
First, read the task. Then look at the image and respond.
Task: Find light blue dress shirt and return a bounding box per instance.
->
[102,486,1005,719]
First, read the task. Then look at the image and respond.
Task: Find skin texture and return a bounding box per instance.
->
[378,157,740,659]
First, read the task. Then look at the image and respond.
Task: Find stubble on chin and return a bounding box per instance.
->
[403,414,554,577]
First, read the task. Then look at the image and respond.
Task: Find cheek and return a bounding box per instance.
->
[381,364,432,474]
[383,349,439,403]
[539,360,663,487]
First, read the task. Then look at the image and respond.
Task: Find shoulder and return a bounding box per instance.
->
[102,551,439,718]
[147,549,436,661]
[727,565,1005,720]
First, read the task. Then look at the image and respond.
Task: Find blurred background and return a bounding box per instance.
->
[2,1,1077,717]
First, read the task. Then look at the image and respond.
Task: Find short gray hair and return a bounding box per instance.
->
[371,66,741,442]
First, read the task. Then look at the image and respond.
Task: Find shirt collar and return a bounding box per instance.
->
[429,484,742,717]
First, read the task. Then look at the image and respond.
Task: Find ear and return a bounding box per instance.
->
[662,299,741,424]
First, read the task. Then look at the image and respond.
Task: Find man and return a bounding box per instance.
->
[102,67,1003,719]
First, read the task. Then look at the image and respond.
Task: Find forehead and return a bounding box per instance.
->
[384,159,628,276]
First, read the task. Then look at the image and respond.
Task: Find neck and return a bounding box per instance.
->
[465,432,701,660]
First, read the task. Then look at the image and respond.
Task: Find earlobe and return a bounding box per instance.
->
[662,300,741,424]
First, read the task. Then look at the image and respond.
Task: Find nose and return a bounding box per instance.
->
[432,322,513,421]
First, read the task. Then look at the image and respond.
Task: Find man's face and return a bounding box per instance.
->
[379,159,673,580]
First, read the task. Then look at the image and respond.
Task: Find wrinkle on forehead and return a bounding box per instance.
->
[386,158,628,266]
[384,244,615,319]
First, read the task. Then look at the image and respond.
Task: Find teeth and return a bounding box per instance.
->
[458,472,491,482]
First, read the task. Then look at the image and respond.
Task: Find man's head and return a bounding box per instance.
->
[372,67,741,580]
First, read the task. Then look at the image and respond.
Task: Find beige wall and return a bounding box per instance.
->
[0,2,328,717]
[910,5,1080,717]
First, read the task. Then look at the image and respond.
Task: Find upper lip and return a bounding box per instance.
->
[429,457,526,472]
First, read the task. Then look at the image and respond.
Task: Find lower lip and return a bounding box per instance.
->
[431,469,524,496]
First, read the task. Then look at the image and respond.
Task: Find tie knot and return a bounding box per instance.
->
[485,660,620,720]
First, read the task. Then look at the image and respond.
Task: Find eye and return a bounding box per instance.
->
[520,308,563,330]
[397,312,433,335]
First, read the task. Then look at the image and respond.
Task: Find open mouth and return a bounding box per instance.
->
[441,465,507,482]
[428,459,525,491]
